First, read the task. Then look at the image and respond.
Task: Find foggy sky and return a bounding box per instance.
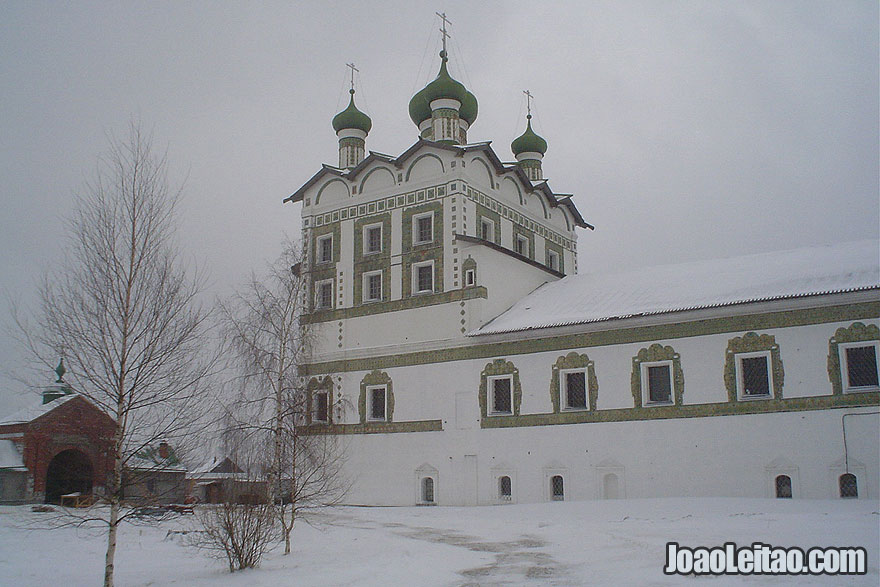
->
[1,1,877,410]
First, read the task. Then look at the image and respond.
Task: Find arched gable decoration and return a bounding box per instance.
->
[469,156,494,189]
[405,152,445,181]
[314,178,350,206]
[501,176,524,205]
[358,166,396,194]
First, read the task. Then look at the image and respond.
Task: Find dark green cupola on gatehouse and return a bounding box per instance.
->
[333,87,372,169]
[408,50,477,144]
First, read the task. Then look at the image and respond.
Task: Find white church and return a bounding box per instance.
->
[285,38,880,506]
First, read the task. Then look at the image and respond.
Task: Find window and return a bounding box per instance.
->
[561,369,587,410]
[498,476,512,501]
[839,342,879,391]
[551,475,564,501]
[489,375,512,414]
[547,249,560,271]
[839,473,858,498]
[313,391,329,423]
[315,280,333,309]
[465,269,475,287]
[364,224,382,254]
[775,475,792,499]
[368,385,386,421]
[642,362,673,404]
[736,352,771,398]
[515,234,529,257]
[317,235,333,264]
[363,271,382,302]
[422,477,434,503]
[414,213,433,244]
[480,218,494,242]
[413,261,434,294]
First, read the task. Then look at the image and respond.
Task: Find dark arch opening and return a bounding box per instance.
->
[45,449,93,504]
[775,475,792,499]
[839,473,858,498]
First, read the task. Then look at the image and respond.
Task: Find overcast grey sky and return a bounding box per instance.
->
[1,1,877,410]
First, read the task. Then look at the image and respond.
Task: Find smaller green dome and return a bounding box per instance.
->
[332,89,372,134]
[511,115,547,156]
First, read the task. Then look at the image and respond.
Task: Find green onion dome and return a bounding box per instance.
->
[408,50,477,126]
[332,89,372,134]
[511,115,547,156]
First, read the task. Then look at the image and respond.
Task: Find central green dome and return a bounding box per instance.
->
[511,115,547,156]
[409,51,478,127]
[332,89,372,134]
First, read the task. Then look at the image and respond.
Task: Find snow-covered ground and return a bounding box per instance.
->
[0,498,877,586]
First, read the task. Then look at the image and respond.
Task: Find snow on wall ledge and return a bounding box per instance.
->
[473,240,880,336]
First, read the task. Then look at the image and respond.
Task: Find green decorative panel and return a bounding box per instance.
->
[353,212,392,262]
[358,370,394,424]
[549,352,598,412]
[544,240,565,274]
[630,344,684,408]
[302,301,880,375]
[304,286,488,323]
[478,359,523,419]
[306,376,334,425]
[402,202,443,252]
[480,391,879,429]
[827,322,880,395]
[723,332,784,402]
[476,204,502,245]
[300,419,443,435]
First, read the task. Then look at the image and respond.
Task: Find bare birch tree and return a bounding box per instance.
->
[218,242,347,556]
[15,123,213,587]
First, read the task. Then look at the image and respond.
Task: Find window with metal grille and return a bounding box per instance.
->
[316,281,332,309]
[564,371,587,409]
[365,225,382,254]
[317,235,333,263]
[422,477,434,503]
[844,345,879,388]
[491,377,512,414]
[365,272,382,301]
[416,215,433,243]
[551,475,564,501]
[839,473,858,498]
[416,264,433,293]
[369,386,386,420]
[647,364,672,403]
[499,476,512,500]
[313,392,329,423]
[775,475,792,498]
[740,355,770,396]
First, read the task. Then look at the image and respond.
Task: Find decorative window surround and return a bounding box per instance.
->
[358,370,394,424]
[838,341,879,392]
[488,375,513,415]
[463,257,477,288]
[736,352,773,399]
[412,260,435,295]
[480,218,495,243]
[363,223,383,255]
[479,359,523,419]
[415,463,438,505]
[362,270,383,303]
[413,212,434,245]
[550,352,598,413]
[315,279,334,310]
[515,234,529,258]
[641,361,673,405]
[306,376,334,426]
[827,322,880,395]
[367,385,387,421]
[547,249,560,272]
[316,234,333,264]
[724,332,784,402]
[631,344,684,408]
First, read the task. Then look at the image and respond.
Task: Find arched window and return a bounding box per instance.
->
[775,475,792,498]
[603,473,619,500]
[839,473,858,498]
[422,477,434,504]
[498,476,512,501]
[551,475,564,501]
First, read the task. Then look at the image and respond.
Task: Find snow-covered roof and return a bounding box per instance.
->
[0,440,25,470]
[0,394,78,426]
[126,455,187,473]
[473,240,880,336]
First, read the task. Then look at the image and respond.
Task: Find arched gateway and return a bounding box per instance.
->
[45,449,93,503]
